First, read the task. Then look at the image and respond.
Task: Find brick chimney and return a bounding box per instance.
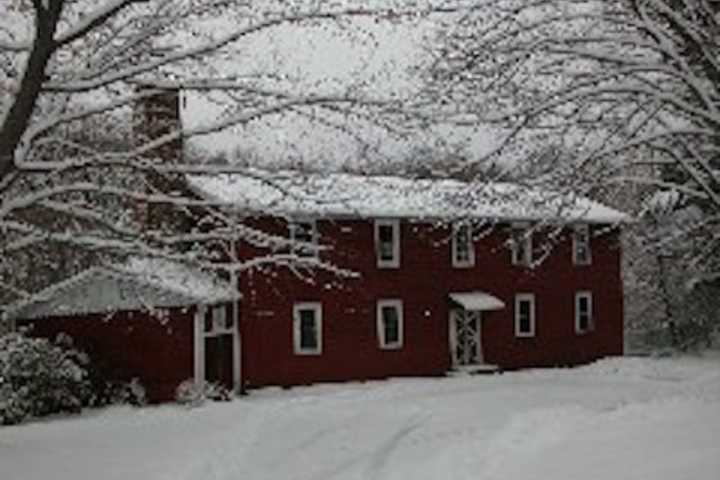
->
[132,87,190,234]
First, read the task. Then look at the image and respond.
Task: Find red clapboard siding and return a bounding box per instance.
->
[20,307,195,402]
[237,218,623,388]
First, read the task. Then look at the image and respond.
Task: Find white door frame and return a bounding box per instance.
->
[449,309,483,366]
[193,303,241,392]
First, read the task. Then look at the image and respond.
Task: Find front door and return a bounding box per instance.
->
[205,334,234,389]
[203,304,236,391]
[450,309,483,366]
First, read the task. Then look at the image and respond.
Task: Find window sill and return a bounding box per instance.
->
[377,262,400,269]
[452,262,475,269]
[294,349,322,356]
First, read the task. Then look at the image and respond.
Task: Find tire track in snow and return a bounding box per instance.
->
[364,414,429,480]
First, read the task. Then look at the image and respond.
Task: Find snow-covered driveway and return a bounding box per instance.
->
[2,356,719,480]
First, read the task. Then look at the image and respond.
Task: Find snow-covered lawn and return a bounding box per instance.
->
[2,356,719,480]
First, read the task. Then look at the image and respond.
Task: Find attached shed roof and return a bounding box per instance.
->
[6,258,239,321]
[187,170,628,224]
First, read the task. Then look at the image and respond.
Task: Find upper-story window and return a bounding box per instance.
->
[289,220,317,258]
[293,302,322,355]
[375,219,400,268]
[511,224,533,267]
[573,224,592,265]
[377,299,404,349]
[514,293,536,337]
[575,291,593,334]
[452,223,475,268]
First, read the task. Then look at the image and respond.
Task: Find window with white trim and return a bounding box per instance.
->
[514,293,536,337]
[511,225,532,267]
[375,219,400,268]
[575,291,593,334]
[573,224,592,265]
[293,302,322,355]
[204,304,233,334]
[377,299,403,349]
[452,223,475,268]
[289,220,317,257]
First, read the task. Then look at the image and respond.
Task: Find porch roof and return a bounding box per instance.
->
[449,292,505,311]
[5,258,239,321]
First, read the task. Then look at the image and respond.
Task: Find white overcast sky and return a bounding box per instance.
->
[182,14,496,169]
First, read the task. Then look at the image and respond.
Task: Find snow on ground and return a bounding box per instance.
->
[2,356,719,480]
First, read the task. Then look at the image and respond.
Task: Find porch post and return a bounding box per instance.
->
[230,237,244,395]
[193,305,206,386]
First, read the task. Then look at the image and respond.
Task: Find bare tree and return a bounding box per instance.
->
[425,0,720,345]
[0,0,466,316]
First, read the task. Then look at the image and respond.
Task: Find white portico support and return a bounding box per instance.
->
[230,237,243,394]
[448,291,505,368]
[193,305,206,386]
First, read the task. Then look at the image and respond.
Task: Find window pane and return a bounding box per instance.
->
[292,222,315,257]
[518,300,531,333]
[455,225,470,262]
[519,314,531,333]
[513,229,530,265]
[382,306,399,344]
[578,296,589,314]
[378,225,395,261]
[578,313,589,331]
[225,306,234,329]
[295,222,313,242]
[213,306,227,331]
[204,310,213,332]
[574,227,590,264]
[299,309,318,350]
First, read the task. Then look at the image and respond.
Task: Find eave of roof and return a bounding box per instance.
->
[5,259,239,321]
[186,170,630,225]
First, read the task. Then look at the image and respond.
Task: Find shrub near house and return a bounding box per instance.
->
[0,332,93,425]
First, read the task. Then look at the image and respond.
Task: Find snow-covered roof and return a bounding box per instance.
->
[6,258,239,321]
[450,292,506,311]
[187,170,628,224]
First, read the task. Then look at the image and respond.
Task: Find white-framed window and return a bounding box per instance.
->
[575,291,594,334]
[375,219,400,268]
[511,224,533,267]
[572,224,592,265]
[514,293,536,337]
[452,222,475,268]
[376,299,404,349]
[204,304,234,334]
[289,220,317,257]
[293,302,322,355]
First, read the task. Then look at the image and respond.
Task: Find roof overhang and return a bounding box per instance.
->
[449,292,505,311]
[6,260,240,321]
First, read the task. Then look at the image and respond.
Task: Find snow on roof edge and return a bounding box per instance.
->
[186,170,630,225]
[5,259,239,321]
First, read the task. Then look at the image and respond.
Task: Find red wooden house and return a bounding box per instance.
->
[8,168,626,401]
[187,171,627,391]
[5,91,627,401]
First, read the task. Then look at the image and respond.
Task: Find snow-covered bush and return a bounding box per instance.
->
[175,379,232,407]
[105,378,147,407]
[0,332,93,425]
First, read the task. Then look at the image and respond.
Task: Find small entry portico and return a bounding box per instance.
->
[448,292,505,371]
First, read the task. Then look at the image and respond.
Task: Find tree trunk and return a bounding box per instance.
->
[0,2,64,183]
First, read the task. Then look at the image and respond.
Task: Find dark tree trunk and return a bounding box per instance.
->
[0,1,64,183]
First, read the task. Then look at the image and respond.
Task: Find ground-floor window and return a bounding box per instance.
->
[377,299,404,349]
[514,293,536,337]
[575,291,593,334]
[293,302,323,355]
